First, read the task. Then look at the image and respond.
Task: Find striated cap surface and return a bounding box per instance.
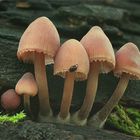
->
[17,16,60,64]
[15,72,38,96]
[81,26,115,73]
[114,42,140,80]
[54,39,89,81]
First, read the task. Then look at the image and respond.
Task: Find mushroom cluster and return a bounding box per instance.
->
[0,16,139,128]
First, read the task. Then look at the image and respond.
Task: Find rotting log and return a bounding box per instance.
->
[0,120,138,140]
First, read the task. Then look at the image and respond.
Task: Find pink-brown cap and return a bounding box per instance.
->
[1,89,21,110]
[17,16,60,65]
[80,26,115,73]
[15,72,38,96]
[54,39,89,81]
[114,42,140,80]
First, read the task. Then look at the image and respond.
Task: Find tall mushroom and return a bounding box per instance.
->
[72,26,115,126]
[1,89,21,111]
[15,72,38,115]
[54,39,89,123]
[17,16,60,122]
[88,42,140,128]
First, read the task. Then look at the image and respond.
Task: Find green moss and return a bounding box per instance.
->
[106,105,140,137]
[0,111,26,123]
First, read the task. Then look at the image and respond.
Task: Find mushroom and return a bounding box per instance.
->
[88,42,140,128]
[17,17,60,122]
[72,26,115,126]
[54,39,89,123]
[1,89,21,111]
[15,72,38,115]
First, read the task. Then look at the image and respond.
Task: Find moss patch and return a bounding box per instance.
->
[0,111,26,123]
[106,105,140,137]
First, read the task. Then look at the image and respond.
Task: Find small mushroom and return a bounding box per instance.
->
[17,17,60,122]
[15,72,38,115]
[72,26,115,126]
[54,39,89,123]
[88,42,140,128]
[1,89,21,111]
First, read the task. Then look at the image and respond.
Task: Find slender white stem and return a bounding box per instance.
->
[77,63,100,121]
[34,53,52,121]
[23,95,30,114]
[59,72,75,121]
[89,73,129,128]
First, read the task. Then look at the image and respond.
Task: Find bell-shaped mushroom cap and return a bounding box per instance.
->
[15,72,38,96]
[17,16,60,64]
[1,89,21,110]
[114,42,140,80]
[81,26,115,73]
[54,39,89,80]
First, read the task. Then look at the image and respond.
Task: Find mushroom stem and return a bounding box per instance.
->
[59,72,75,121]
[72,62,99,125]
[23,95,31,114]
[79,62,100,119]
[89,73,129,128]
[34,53,52,119]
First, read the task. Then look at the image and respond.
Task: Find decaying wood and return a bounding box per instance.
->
[0,120,138,140]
